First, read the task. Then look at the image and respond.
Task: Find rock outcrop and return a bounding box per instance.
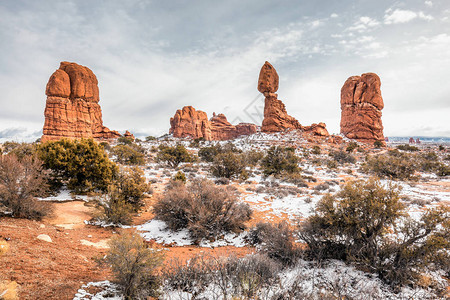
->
[340,73,384,142]
[258,61,328,137]
[169,107,256,140]
[170,106,212,140]
[259,62,301,133]
[42,62,120,142]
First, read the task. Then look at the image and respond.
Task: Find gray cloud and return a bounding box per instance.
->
[0,0,449,139]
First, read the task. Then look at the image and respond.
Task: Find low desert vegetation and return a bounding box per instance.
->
[328,149,356,164]
[103,232,164,300]
[261,146,300,177]
[111,143,146,165]
[153,178,252,242]
[298,178,450,288]
[38,138,117,193]
[156,144,193,168]
[211,151,248,180]
[396,144,420,152]
[0,154,51,220]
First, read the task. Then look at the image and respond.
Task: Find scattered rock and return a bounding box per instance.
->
[37,234,53,243]
[303,122,329,137]
[42,62,121,142]
[124,130,135,140]
[340,73,384,143]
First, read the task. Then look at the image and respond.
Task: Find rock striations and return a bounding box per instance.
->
[258,61,329,137]
[340,73,384,142]
[169,107,256,141]
[42,62,120,142]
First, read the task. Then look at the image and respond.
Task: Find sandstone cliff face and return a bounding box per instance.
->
[169,108,256,140]
[42,62,120,142]
[169,106,212,140]
[340,73,384,142]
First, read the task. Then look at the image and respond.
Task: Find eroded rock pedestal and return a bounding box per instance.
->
[169,107,256,141]
[42,62,120,142]
[259,62,301,132]
[258,61,329,137]
[340,73,384,142]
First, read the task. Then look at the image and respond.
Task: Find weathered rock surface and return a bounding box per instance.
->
[258,62,301,132]
[340,73,384,142]
[169,108,256,140]
[42,62,120,142]
[303,122,329,137]
[170,106,212,140]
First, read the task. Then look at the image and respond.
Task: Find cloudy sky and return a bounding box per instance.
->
[0,0,449,141]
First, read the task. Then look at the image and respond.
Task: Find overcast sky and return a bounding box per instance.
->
[0,0,449,141]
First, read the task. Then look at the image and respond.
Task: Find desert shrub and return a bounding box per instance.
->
[0,154,51,220]
[38,138,117,193]
[311,145,321,155]
[189,137,205,148]
[105,232,164,299]
[117,136,134,145]
[1,141,20,153]
[299,178,450,287]
[396,144,419,152]
[345,142,358,153]
[99,141,111,151]
[326,159,338,169]
[96,185,135,225]
[242,150,264,167]
[224,254,281,298]
[111,144,146,165]
[261,146,300,177]
[162,255,213,298]
[373,140,384,148]
[145,136,156,141]
[198,145,220,162]
[314,182,329,191]
[329,150,356,164]
[362,152,416,180]
[114,167,150,208]
[211,152,247,180]
[7,143,36,161]
[153,178,252,242]
[156,144,193,168]
[172,171,186,183]
[163,253,280,299]
[281,172,308,187]
[214,177,230,185]
[248,222,300,266]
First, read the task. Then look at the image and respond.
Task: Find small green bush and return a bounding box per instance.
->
[329,150,356,164]
[198,145,220,162]
[105,232,164,299]
[346,142,358,153]
[311,145,321,155]
[38,138,117,193]
[299,178,450,287]
[261,146,300,177]
[153,178,252,242]
[396,144,419,152]
[172,171,186,183]
[156,144,193,168]
[145,136,156,141]
[373,140,384,148]
[111,144,146,165]
[211,152,246,180]
[114,167,150,208]
[362,152,416,180]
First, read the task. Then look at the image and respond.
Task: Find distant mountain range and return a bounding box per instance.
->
[387,137,450,144]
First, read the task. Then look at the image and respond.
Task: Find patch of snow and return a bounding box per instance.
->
[38,188,89,202]
[73,280,121,300]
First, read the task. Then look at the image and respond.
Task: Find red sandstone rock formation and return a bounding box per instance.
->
[258,61,328,136]
[303,122,329,137]
[42,62,120,142]
[258,62,301,133]
[169,108,256,140]
[340,73,384,142]
[170,106,212,140]
[124,130,135,140]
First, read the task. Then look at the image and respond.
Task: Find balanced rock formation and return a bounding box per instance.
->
[340,73,384,142]
[169,107,256,140]
[258,61,329,137]
[42,62,120,142]
[259,62,301,132]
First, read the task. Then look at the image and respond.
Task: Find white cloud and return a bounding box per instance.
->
[330,13,338,18]
[347,16,380,32]
[384,9,434,24]
[425,1,433,7]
